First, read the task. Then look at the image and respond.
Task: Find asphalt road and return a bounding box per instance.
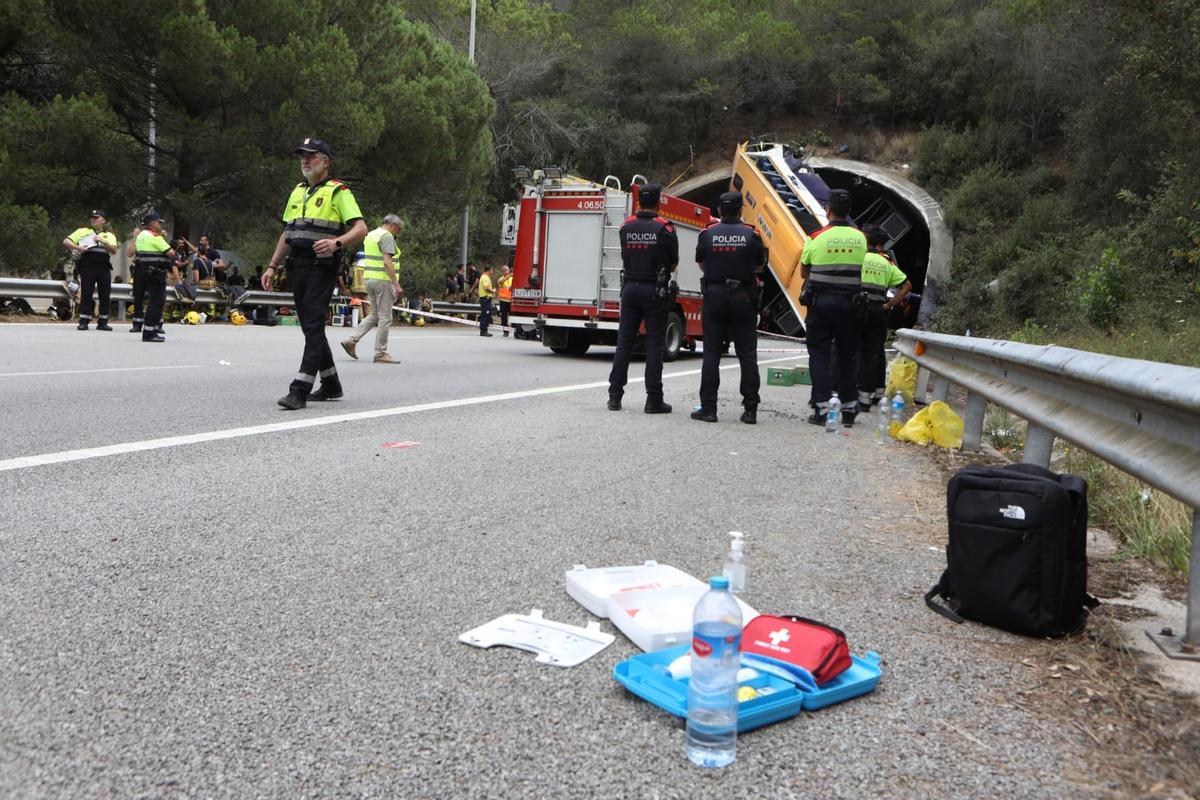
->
[0,321,1096,798]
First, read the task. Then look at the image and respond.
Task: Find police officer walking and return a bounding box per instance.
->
[691,192,766,424]
[800,188,867,426]
[63,210,118,330]
[134,212,176,343]
[608,183,677,414]
[857,225,911,412]
[264,138,367,410]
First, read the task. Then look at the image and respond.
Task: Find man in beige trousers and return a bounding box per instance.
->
[342,214,403,364]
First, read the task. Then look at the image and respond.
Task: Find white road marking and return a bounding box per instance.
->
[0,364,203,378]
[0,355,803,473]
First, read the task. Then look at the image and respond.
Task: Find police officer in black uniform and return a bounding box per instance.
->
[691,192,766,424]
[608,183,678,414]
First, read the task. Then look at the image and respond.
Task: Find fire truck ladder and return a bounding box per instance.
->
[598,175,627,311]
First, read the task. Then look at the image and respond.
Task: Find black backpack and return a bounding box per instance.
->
[925,463,1098,638]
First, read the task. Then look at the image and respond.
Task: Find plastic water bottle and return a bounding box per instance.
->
[877,398,890,442]
[686,576,743,768]
[889,392,906,438]
[825,393,842,433]
[722,532,747,594]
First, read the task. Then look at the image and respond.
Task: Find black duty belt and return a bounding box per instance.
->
[624,277,657,284]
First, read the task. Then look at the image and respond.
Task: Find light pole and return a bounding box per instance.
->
[458,0,477,275]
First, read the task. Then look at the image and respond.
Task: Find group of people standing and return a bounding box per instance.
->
[607,183,910,424]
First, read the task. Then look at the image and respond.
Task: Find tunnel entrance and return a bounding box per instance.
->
[674,159,939,334]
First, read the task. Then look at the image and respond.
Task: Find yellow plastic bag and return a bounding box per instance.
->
[886,356,918,405]
[895,400,964,448]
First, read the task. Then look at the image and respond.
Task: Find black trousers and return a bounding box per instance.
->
[479,296,493,334]
[289,263,338,393]
[609,281,667,402]
[806,292,861,409]
[78,263,111,321]
[498,300,510,329]
[132,264,147,324]
[699,285,760,410]
[857,304,887,405]
[143,268,167,330]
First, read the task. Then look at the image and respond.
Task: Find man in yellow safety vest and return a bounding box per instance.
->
[341,214,403,364]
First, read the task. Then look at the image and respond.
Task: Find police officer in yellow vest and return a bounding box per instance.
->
[857,225,911,412]
[63,210,119,330]
[264,138,367,410]
[799,188,867,426]
[134,212,177,343]
[341,214,403,364]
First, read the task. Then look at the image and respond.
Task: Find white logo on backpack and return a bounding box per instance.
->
[1000,504,1027,520]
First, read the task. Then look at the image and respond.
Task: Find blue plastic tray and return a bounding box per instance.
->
[612,646,882,733]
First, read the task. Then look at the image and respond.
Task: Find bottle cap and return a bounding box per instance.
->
[729,531,745,551]
[710,575,730,589]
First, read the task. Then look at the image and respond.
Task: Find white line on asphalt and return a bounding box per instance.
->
[0,364,203,378]
[0,355,804,472]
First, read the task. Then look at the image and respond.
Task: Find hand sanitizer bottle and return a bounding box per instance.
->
[722,531,747,594]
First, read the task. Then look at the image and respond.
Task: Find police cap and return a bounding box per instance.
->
[295,137,333,158]
[142,211,163,224]
[90,209,107,220]
[718,191,743,217]
[638,183,662,207]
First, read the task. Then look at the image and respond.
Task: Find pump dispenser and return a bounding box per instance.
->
[722,531,747,594]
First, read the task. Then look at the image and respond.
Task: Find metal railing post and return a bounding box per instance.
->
[962,392,987,452]
[1188,509,1199,647]
[932,375,950,402]
[1022,423,1054,468]
[915,366,930,404]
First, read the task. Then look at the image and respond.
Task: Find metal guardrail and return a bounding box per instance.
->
[0,277,480,319]
[895,328,1200,660]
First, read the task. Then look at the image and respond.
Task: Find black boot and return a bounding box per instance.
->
[740,407,757,425]
[690,408,718,423]
[843,410,857,428]
[77,319,89,330]
[142,330,165,342]
[278,389,308,410]
[607,398,621,411]
[807,411,827,426]
[644,400,672,414]
[129,322,143,333]
[96,319,113,331]
[309,381,344,401]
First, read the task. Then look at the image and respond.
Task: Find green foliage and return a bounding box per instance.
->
[1074,248,1127,329]
[945,163,1024,234]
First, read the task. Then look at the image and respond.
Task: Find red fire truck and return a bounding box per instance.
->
[502,171,715,359]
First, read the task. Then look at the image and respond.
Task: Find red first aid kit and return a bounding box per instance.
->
[739,615,853,686]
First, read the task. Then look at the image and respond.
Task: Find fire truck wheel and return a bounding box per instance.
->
[551,330,591,355]
[663,311,684,362]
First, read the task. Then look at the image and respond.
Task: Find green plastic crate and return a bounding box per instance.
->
[766,367,795,386]
[792,366,812,385]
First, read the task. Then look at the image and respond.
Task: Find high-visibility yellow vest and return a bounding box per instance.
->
[355,227,393,280]
[860,251,907,303]
[281,178,363,259]
[135,230,172,271]
[498,274,512,301]
[800,222,866,292]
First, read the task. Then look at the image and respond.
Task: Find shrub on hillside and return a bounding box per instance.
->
[1075,247,1128,329]
[945,162,1024,233]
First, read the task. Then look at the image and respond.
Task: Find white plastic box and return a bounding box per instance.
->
[565,561,704,618]
[606,586,757,652]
